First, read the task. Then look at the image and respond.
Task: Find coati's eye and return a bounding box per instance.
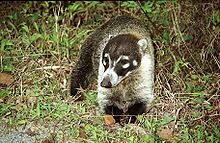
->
[120,59,130,69]
[120,59,129,65]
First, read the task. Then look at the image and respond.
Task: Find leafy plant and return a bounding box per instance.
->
[173,58,190,74]
[211,10,220,26]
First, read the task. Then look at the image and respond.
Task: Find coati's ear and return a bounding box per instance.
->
[138,39,148,54]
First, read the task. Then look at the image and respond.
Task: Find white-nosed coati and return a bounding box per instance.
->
[70,15,154,123]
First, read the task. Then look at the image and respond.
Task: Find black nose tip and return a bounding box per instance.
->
[101,78,112,88]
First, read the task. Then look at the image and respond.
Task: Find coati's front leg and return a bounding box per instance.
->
[104,105,123,123]
[127,102,146,123]
[104,103,146,124]
[99,97,124,123]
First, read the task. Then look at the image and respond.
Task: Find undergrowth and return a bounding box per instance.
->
[0,1,219,142]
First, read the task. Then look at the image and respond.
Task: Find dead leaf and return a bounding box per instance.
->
[26,128,37,136]
[157,128,173,141]
[42,133,57,143]
[0,73,14,86]
[26,88,34,95]
[43,138,56,143]
[104,115,115,125]
[29,96,38,107]
[26,88,38,107]
[35,138,41,143]
[15,104,22,111]
[79,125,87,139]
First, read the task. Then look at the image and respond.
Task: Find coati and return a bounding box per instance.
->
[70,15,154,123]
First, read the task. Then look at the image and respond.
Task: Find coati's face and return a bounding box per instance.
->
[100,34,147,88]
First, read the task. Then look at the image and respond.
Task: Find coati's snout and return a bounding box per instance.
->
[100,75,112,88]
[100,66,129,88]
[100,34,148,88]
[100,64,124,88]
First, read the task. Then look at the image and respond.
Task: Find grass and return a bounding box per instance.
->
[0,1,219,142]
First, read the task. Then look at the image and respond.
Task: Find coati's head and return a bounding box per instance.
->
[100,33,148,88]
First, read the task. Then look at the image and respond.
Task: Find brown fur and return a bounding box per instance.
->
[70,15,154,97]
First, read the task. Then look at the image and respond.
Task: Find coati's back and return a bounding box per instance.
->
[70,15,154,123]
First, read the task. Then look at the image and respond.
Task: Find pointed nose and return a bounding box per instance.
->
[100,76,112,88]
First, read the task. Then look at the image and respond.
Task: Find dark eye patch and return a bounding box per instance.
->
[115,65,131,76]
[115,62,133,76]
[120,59,129,65]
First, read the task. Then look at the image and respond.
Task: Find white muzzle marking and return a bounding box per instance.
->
[101,66,119,87]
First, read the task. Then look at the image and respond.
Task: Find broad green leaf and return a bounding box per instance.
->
[191,74,198,80]
[22,25,30,33]
[17,119,27,125]
[163,32,171,44]
[160,116,174,125]
[36,100,41,117]
[30,33,41,42]
[33,22,39,32]
[7,21,18,33]
[1,39,13,50]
